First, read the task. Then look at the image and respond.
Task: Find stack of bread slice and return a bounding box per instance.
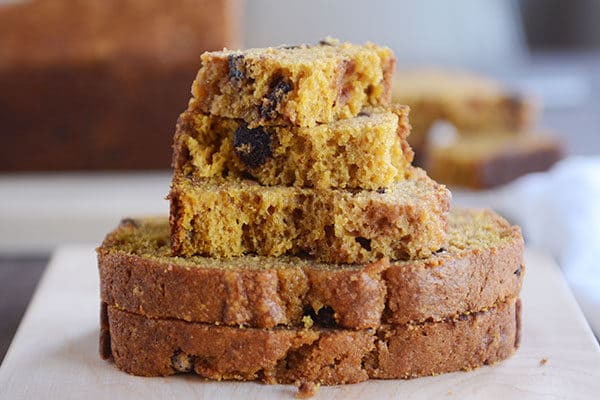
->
[98,40,524,391]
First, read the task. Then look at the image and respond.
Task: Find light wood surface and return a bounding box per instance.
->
[0,246,599,399]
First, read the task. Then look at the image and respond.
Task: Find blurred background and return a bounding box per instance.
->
[1,0,599,361]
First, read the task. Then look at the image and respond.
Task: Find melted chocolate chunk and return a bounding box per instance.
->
[514,267,522,277]
[376,188,386,194]
[303,306,337,328]
[259,75,293,120]
[355,237,372,251]
[228,54,245,81]
[233,124,273,168]
[318,39,335,46]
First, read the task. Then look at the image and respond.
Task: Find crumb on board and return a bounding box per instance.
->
[295,381,320,398]
[539,358,548,366]
[447,390,453,395]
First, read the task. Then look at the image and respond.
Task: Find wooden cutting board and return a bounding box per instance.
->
[1,246,599,399]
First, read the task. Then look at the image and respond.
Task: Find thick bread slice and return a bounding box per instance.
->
[98,208,524,329]
[172,104,413,190]
[101,299,521,384]
[169,167,451,263]
[191,39,395,128]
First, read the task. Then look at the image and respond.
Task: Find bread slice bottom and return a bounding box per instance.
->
[101,298,520,385]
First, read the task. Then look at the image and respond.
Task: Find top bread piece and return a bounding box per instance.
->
[191,38,396,127]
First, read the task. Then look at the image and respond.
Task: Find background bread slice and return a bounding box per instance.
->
[424,133,564,189]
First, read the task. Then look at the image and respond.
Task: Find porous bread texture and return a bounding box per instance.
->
[172,104,413,190]
[168,167,450,263]
[98,208,524,329]
[101,299,521,383]
[192,38,396,127]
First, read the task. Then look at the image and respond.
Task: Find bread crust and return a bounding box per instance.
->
[98,209,524,329]
[102,299,520,383]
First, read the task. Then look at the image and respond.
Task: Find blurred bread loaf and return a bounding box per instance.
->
[0,0,240,170]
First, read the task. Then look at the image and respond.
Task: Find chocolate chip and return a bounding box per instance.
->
[259,75,293,120]
[435,247,447,254]
[324,224,335,239]
[376,188,386,194]
[514,267,522,277]
[303,306,337,328]
[233,124,272,168]
[358,111,371,117]
[119,218,139,228]
[503,94,526,127]
[458,314,469,321]
[355,237,372,251]
[228,54,245,81]
[318,39,334,46]
[171,349,195,373]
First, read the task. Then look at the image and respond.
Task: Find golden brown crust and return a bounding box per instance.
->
[98,209,523,329]
[384,212,525,324]
[103,299,519,383]
[366,299,521,379]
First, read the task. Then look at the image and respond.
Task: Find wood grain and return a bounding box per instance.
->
[0,246,599,399]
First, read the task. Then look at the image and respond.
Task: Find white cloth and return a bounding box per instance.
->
[452,156,600,336]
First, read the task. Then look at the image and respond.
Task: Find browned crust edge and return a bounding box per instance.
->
[99,302,112,360]
[98,210,523,329]
[102,298,519,384]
